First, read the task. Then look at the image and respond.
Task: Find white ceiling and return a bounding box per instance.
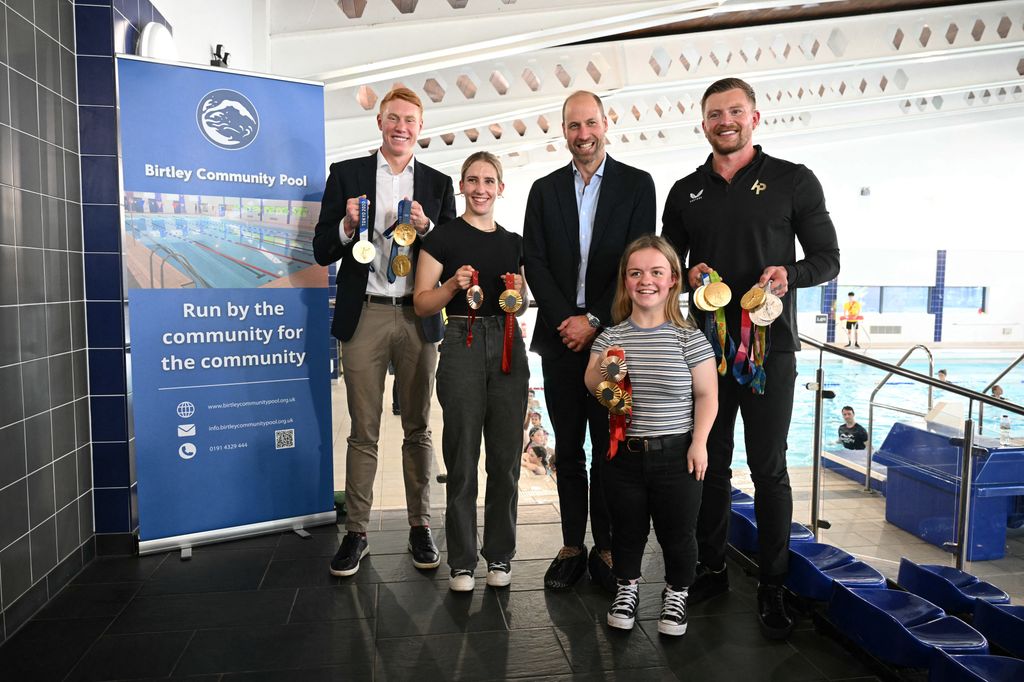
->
[263,0,1024,172]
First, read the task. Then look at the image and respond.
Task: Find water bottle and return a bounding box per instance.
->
[999,415,1011,447]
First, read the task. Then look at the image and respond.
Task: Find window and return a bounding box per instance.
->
[799,286,823,313]
[837,286,880,313]
[945,286,985,311]
[881,286,929,313]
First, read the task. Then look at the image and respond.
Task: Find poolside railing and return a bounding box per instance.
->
[799,333,1024,571]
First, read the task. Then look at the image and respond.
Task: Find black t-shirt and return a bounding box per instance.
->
[421,217,523,317]
[838,423,868,450]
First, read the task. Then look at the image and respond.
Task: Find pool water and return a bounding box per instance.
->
[525,349,1024,469]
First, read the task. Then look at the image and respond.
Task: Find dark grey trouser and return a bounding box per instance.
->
[436,316,529,571]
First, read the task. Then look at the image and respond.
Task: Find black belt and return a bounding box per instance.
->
[365,294,413,306]
[624,433,691,454]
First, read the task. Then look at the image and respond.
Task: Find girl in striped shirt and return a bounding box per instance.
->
[584,235,718,636]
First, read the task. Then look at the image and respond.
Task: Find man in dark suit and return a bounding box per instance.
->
[313,87,456,578]
[523,91,656,592]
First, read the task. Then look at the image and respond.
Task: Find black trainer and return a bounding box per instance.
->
[330,531,369,577]
[544,545,587,589]
[408,525,440,569]
[607,580,640,631]
[757,583,794,639]
[486,561,511,587]
[588,546,616,594]
[659,585,689,636]
[688,563,729,605]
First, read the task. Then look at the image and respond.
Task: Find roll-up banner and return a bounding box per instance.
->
[115,56,334,553]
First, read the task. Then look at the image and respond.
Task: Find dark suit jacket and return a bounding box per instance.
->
[523,155,656,358]
[313,154,456,342]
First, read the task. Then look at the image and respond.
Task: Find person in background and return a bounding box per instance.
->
[314,86,455,578]
[523,90,657,593]
[937,369,949,382]
[991,385,1005,400]
[413,151,529,592]
[523,427,552,476]
[837,406,868,450]
[840,291,861,348]
[585,235,718,637]
[661,77,840,640]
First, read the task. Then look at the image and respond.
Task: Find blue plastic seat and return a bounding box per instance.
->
[897,559,1010,614]
[827,584,988,667]
[728,505,814,554]
[930,651,1024,682]
[972,600,1024,659]
[785,542,886,601]
[730,488,755,507]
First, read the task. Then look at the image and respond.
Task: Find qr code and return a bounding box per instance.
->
[275,429,295,449]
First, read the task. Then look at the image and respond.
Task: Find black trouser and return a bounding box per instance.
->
[604,433,702,587]
[436,318,529,570]
[541,348,612,550]
[697,351,796,582]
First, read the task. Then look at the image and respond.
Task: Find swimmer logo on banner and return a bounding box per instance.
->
[115,56,334,551]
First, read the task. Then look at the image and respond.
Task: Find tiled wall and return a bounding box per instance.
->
[77,0,167,556]
[0,0,93,645]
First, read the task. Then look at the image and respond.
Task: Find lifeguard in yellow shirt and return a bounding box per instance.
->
[840,291,862,348]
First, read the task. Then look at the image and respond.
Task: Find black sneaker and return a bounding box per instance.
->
[588,546,616,594]
[659,585,689,636]
[449,569,475,592]
[757,583,794,639]
[607,580,640,631]
[408,526,440,569]
[329,532,369,577]
[486,561,511,587]
[688,563,729,605]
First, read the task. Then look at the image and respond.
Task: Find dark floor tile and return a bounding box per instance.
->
[347,552,445,585]
[507,558,559,592]
[374,628,571,681]
[0,617,111,680]
[555,622,665,673]
[36,582,140,619]
[506,670,678,682]
[260,556,348,589]
[110,588,296,634]
[197,532,282,552]
[138,549,274,596]
[637,615,823,681]
[376,581,507,638]
[174,620,375,677]
[788,627,875,680]
[289,584,376,622]
[497,588,593,629]
[222,669,352,681]
[72,553,168,585]
[65,631,194,682]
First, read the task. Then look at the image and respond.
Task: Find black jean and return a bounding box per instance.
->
[541,348,612,550]
[697,350,796,581]
[604,433,702,587]
[436,317,529,570]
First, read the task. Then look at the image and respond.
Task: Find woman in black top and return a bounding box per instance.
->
[413,151,529,592]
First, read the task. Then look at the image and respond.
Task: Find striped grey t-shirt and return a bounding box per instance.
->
[591,320,715,437]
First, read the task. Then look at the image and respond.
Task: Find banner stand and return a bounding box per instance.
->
[139,511,337,556]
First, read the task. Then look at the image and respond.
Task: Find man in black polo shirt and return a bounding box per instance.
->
[838,406,868,450]
[662,77,840,639]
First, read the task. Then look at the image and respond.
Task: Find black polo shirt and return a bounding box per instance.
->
[662,146,840,352]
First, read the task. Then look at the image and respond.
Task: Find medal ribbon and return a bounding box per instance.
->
[383,201,413,282]
[704,272,735,376]
[501,274,516,375]
[731,309,755,386]
[466,269,479,347]
[358,195,369,245]
[750,325,769,395]
[606,349,632,460]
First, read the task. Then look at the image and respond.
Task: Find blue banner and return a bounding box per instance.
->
[116,57,332,543]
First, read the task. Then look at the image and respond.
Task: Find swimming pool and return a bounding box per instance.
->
[525,348,1024,468]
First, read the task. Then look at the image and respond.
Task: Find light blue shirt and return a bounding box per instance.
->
[572,156,606,308]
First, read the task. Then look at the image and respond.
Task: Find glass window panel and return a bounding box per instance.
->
[838,286,880,313]
[945,286,985,310]
[881,286,929,313]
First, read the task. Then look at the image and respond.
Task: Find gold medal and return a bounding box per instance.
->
[498,289,523,314]
[595,381,624,409]
[466,285,484,310]
[352,240,376,264]
[740,285,766,311]
[609,392,633,416]
[393,223,416,247]
[392,254,411,277]
[703,281,732,308]
[600,356,628,383]
[693,286,713,312]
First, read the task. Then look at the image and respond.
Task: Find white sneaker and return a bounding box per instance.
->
[449,569,475,592]
[486,561,511,587]
[607,580,640,630]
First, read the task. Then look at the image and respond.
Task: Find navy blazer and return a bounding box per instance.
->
[313,154,456,343]
[523,154,656,358]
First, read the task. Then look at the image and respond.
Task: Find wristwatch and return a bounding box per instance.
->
[586,313,601,329]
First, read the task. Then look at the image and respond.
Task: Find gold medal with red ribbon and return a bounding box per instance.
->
[465,269,482,347]
[595,348,632,459]
[498,273,521,374]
